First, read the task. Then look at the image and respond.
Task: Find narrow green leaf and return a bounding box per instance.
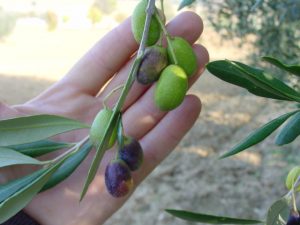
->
[275,111,300,145]
[80,112,121,200]
[0,157,68,223]
[262,56,300,77]
[206,61,290,101]
[0,147,44,167]
[233,61,300,102]
[0,114,89,146]
[178,0,196,10]
[266,198,290,225]
[0,169,46,203]
[221,110,299,158]
[8,140,74,157]
[166,209,263,224]
[41,141,93,192]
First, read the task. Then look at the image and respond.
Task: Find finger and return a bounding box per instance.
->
[136,95,201,182]
[56,17,137,96]
[0,103,20,119]
[121,43,208,139]
[99,11,204,109]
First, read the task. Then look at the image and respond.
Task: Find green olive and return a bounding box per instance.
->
[89,108,117,149]
[131,0,161,46]
[154,65,188,111]
[168,37,197,77]
[286,166,300,191]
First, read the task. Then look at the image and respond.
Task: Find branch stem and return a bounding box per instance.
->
[154,10,178,65]
[102,84,124,108]
[80,0,157,200]
[48,136,89,165]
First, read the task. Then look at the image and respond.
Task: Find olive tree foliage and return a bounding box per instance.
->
[0,7,17,39]
[198,0,300,65]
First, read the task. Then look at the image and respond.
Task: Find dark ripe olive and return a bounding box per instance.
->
[105,159,133,198]
[287,211,300,225]
[136,45,168,85]
[118,137,143,171]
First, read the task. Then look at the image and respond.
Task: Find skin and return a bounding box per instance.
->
[0,12,209,225]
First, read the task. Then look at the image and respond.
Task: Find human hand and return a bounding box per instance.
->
[2,11,209,225]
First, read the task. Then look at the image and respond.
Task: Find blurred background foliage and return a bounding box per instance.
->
[0,7,17,38]
[199,0,300,65]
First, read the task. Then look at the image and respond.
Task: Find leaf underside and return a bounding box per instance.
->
[0,147,44,168]
[262,56,300,77]
[275,111,300,145]
[266,198,290,225]
[220,110,299,158]
[0,114,89,146]
[0,156,69,223]
[206,60,300,102]
[8,140,74,157]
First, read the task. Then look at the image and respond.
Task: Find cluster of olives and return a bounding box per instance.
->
[132,0,198,111]
[89,0,197,198]
[90,108,143,197]
[105,137,143,197]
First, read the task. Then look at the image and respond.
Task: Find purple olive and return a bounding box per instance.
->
[119,137,143,171]
[105,159,133,198]
[287,211,300,225]
[136,45,168,85]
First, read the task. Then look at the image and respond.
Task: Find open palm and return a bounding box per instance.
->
[3,12,209,225]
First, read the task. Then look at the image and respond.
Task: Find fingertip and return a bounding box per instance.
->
[167,11,204,43]
[194,44,210,69]
[177,94,202,122]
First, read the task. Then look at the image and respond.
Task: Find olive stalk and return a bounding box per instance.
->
[154,10,178,65]
[46,136,89,165]
[102,84,124,108]
[285,174,300,212]
[80,0,157,200]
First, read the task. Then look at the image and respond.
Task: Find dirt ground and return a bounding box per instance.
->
[1,5,299,225]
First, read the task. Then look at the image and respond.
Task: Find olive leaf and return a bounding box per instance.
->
[41,141,93,191]
[0,156,69,223]
[206,61,289,101]
[0,114,89,146]
[178,0,196,10]
[266,198,290,225]
[206,60,300,101]
[8,140,74,157]
[0,147,45,167]
[0,169,47,203]
[262,56,300,77]
[275,111,300,146]
[220,110,299,158]
[166,209,263,224]
[232,61,300,102]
